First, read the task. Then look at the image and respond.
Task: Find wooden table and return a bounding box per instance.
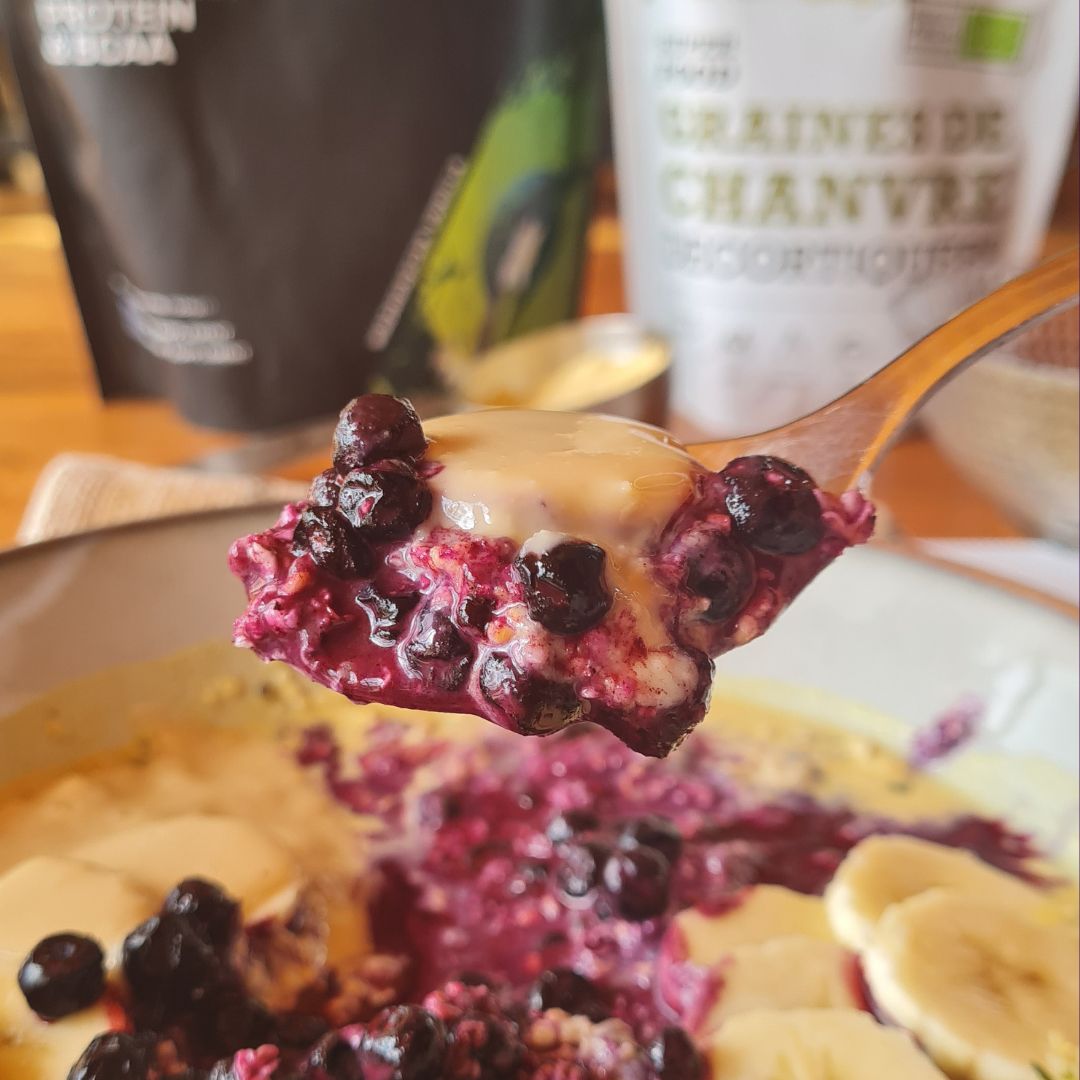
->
[0,195,1041,546]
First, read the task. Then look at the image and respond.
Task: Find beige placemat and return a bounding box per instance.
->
[17,453,307,544]
[19,453,899,546]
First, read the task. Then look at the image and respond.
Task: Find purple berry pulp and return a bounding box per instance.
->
[231,398,876,757]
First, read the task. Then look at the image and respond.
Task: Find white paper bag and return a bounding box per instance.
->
[606,0,1079,437]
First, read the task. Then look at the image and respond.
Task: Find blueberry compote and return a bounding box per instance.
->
[328,727,1037,1015]
[55,722,1042,1080]
[231,398,875,756]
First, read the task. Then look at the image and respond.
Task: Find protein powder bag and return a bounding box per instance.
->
[3,0,606,429]
[606,0,1079,438]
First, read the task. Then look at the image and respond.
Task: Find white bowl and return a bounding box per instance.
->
[923,354,1079,546]
[0,509,1076,857]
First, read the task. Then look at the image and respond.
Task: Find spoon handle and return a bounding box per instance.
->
[689,248,1080,491]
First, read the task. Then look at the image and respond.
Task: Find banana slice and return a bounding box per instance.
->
[0,856,159,1071]
[75,813,301,921]
[863,888,1080,1080]
[659,885,835,1023]
[704,1007,948,1078]
[699,936,861,1033]
[825,835,1041,952]
[0,1005,112,1080]
[0,854,158,961]
[667,885,833,967]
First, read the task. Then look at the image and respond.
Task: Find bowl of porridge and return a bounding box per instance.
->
[0,503,1075,1080]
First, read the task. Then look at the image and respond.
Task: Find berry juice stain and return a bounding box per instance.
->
[297,720,1041,1041]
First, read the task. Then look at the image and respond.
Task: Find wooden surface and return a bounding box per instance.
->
[0,193,1062,546]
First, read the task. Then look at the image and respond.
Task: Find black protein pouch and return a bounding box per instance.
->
[3,0,606,429]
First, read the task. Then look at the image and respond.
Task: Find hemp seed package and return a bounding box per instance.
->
[606,0,1078,437]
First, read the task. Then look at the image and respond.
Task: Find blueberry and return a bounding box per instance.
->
[332,395,427,474]
[723,455,824,556]
[527,968,608,1020]
[356,585,420,645]
[683,536,756,623]
[337,462,432,540]
[457,596,494,631]
[308,468,341,508]
[403,608,471,691]
[648,1025,705,1080]
[18,933,105,1021]
[275,1010,332,1048]
[513,540,612,636]
[188,984,275,1060]
[362,1004,446,1080]
[556,841,609,900]
[122,913,223,1016]
[306,1032,363,1079]
[292,506,373,579]
[452,1012,524,1077]
[479,653,580,735]
[617,814,683,867]
[602,848,671,921]
[546,808,600,845]
[164,878,240,954]
[67,1032,154,1080]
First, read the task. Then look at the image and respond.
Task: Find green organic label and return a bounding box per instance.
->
[375,14,606,397]
[961,9,1028,62]
[417,57,597,355]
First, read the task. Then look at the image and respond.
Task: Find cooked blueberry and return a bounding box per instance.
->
[292,506,373,578]
[164,878,240,954]
[453,1012,524,1076]
[403,608,471,691]
[67,1032,154,1080]
[546,808,600,845]
[357,585,420,644]
[602,847,671,921]
[617,814,683,866]
[275,1010,332,1048]
[337,462,432,540]
[122,913,223,1014]
[308,468,340,508]
[479,653,580,735]
[18,933,104,1021]
[307,1032,363,1079]
[556,840,608,900]
[684,536,756,622]
[527,968,608,1020]
[332,394,427,473]
[723,455,824,555]
[362,1004,446,1080]
[648,1025,705,1080]
[458,596,494,631]
[514,540,612,635]
[291,505,344,568]
[188,984,275,1060]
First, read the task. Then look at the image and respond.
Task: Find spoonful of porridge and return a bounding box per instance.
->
[229,251,1076,756]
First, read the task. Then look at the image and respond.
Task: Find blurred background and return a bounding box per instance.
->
[0,0,1076,600]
